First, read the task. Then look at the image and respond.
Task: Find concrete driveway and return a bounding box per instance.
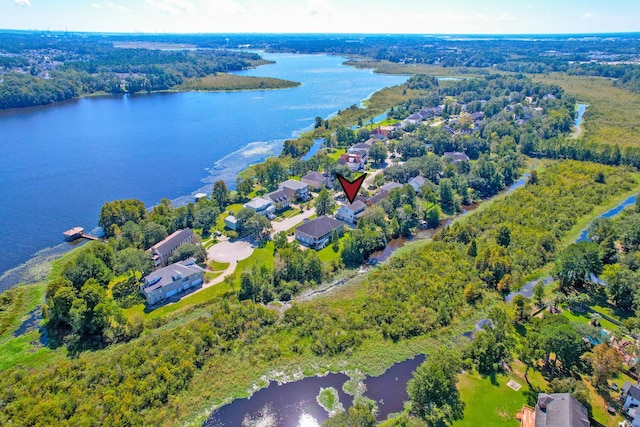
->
[207,240,254,263]
[271,207,317,236]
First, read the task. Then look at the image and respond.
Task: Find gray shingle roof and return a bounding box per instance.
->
[342,200,367,213]
[142,259,203,294]
[623,382,640,400]
[535,393,590,427]
[380,182,403,193]
[280,179,308,190]
[150,228,194,257]
[295,216,344,239]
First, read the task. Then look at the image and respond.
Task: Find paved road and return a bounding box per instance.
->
[271,207,317,236]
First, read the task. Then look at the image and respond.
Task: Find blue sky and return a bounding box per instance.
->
[1,0,639,34]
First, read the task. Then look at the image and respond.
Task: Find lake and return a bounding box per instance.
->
[0,52,407,285]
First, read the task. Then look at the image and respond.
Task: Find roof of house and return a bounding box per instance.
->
[244,197,272,210]
[338,153,363,164]
[622,382,640,400]
[534,393,590,427]
[351,143,371,151]
[340,200,367,213]
[380,182,403,193]
[302,171,326,182]
[444,151,471,163]
[225,215,237,224]
[266,189,289,204]
[143,259,203,294]
[280,179,308,191]
[409,175,426,187]
[295,216,344,239]
[150,228,194,255]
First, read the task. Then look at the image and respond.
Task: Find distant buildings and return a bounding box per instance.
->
[379,181,403,195]
[150,228,194,268]
[141,258,204,305]
[295,216,344,249]
[409,175,426,193]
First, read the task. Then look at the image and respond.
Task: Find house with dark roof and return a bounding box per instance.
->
[301,171,332,190]
[295,216,345,249]
[336,200,367,226]
[265,189,291,211]
[443,151,471,164]
[150,228,194,268]
[141,258,204,305]
[279,179,310,202]
[516,393,589,427]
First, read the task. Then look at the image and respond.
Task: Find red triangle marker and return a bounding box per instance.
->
[336,173,366,204]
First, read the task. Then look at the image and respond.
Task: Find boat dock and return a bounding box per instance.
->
[63,227,101,242]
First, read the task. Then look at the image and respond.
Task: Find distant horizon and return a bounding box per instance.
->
[2,0,639,35]
[2,28,640,37]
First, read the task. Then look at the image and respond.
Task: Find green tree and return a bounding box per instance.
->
[533,281,545,307]
[496,225,511,247]
[601,264,637,311]
[273,231,288,252]
[98,199,147,238]
[62,251,113,290]
[168,243,207,264]
[585,343,623,387]
[331,229,340,252]
[323,402,376,427]
[211,180,229,208]
[439,178,455,214]
[552,241,603,291]
[407,346,464,425]
[314,116,323,128]
[141,221,168,249]
[193,204,219,236]
[236,177,254,199]
[114,247,153,276]
[426,206,440,229]
[369,142,388,165]
[315,188,336,216]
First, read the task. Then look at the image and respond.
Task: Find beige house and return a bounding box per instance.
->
[150,228,194,268]
[141,258,204,305]
[295,216,344,249]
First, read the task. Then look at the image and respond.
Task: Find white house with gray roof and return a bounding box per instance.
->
[279,179,310,202]
[295,216,344,249]
[141,258,204,305]
[336,200,367,226]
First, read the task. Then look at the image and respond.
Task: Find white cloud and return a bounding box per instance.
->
[13,0,31,6]
[498,13,514,23]
[307,0,335,17]
[91,3,102,8]
[146,0,194,15]
[475,13,490,22]
[582,12,593,20]
[107,2,130,12]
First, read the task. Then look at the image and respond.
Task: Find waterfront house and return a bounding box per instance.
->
[265,189,291,211]
[224,215,238,231]
[622,382,640,422]
[243,197,275,219]
[301,171,333,190]
[336,200,367,226]
[295,216,344,249]
[443,151,471,164]
[279,179,310,202]
[150,228,194,268]
[516,393,589,427]
[141,258,204,305]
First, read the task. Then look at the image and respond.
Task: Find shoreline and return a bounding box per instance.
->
[0,57,407,289]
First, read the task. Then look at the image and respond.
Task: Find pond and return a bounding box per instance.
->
[203,355,427,426]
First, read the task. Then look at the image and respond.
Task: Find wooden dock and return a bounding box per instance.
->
[63,227,102,242]
[80,233,101,241]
